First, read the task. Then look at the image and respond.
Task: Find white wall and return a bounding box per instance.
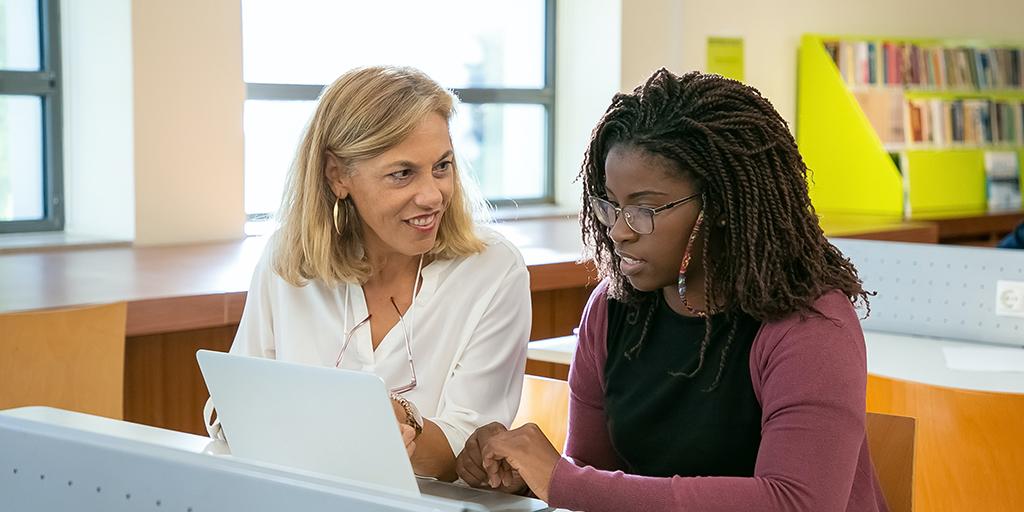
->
[620,0,685,92]
[61,0,135,240]
[555,0,622,208]
[131,0,245,245]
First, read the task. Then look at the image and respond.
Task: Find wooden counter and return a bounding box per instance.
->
[0,216,942,435]
[910,208,1024,245]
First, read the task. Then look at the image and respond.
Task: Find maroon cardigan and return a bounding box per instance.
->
[547,282,888,512]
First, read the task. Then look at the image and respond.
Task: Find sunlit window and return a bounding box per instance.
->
[241,0,554,218]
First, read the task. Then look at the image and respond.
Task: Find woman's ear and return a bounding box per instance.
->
[324,153,349,200]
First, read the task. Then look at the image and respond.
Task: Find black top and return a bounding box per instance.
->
[603,295,763,478]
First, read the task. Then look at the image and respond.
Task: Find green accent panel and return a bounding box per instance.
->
[797,35,903,216]
[905,150,986,214]
[707,37,744,82]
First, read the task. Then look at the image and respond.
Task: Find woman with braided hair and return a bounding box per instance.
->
[456,68,888,511]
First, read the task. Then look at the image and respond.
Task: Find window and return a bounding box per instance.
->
[0,0,62,233]
[241,0,554,219]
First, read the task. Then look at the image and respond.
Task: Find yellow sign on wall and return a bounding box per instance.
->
[707,37,744,82]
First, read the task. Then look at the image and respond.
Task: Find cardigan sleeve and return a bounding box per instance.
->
[558,281,625,470]
[547,291,872,512]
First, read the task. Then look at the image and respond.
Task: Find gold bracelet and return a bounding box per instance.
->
[390,393,423,438]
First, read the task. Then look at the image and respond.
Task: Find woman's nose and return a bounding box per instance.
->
[415,175,444,209]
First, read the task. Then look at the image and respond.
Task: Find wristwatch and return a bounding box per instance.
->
[390,393,423,438]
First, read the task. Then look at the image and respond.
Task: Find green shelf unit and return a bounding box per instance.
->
[797,34,1024,218]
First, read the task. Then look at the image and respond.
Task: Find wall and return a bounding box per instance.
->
[555,0,622,209]
[131,0,245,245]
[61,0,135,240]
[620,0,684,92]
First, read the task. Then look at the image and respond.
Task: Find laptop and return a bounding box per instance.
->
[196,350,550,511]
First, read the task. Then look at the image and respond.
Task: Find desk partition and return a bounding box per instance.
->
[831,238,1024,347]
[0,407,483,512]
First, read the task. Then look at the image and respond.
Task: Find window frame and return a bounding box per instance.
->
[0,0,63,233]
[242,0,555,220]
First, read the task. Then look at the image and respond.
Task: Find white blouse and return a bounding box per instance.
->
[229,227,532,454]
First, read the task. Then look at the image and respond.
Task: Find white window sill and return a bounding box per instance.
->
[491,203,580,222]
[0,232,132,254]
[245,204,583,237]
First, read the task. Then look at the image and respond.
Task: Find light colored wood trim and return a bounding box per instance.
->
[867,374,1024,512]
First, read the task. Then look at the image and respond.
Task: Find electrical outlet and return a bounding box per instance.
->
[995,280,1024,318]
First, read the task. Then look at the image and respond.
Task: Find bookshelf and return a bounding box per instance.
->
[797,34,1024,218]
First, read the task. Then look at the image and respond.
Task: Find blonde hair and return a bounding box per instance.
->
[273,66,486,286]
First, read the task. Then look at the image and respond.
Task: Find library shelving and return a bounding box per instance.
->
[797,34,1024,219]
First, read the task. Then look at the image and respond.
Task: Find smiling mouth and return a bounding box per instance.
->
[405,212,439,231]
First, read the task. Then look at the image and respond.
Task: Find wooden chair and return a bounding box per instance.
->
[0,302,127,419]
[866,412,917,512]
[512,375,570,452]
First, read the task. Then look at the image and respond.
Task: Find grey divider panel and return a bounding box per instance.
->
[0,412,483,512]
[831,238,1024,347]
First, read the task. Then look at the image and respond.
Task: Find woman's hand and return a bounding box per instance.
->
[480,423,561,502]
[456,422,527,494]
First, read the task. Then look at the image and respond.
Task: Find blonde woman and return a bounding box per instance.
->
[222,66,531,480]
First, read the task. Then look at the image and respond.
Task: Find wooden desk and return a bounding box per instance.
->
[817,215,939,244]
[910,209,1024,246]
[0,216,943,435]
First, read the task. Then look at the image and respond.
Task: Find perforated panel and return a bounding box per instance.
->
[831,239,1024,347]
[0,413,483,512]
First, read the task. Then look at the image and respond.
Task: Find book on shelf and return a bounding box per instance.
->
[985,151,1022,212]
[854,88,905,144]
[825,39,1024,90]
[898,97,1021,146]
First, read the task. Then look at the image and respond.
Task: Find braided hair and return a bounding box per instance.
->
[580,68,870,389]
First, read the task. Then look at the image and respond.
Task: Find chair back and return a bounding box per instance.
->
[512,374,570,452]
[0,303,127,419]
[866,411,917,512]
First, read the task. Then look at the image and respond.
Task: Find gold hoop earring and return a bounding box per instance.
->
[333,198,342,235]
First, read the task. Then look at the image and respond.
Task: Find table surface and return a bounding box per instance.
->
[0,216,946,338]
[527,331,1024,394]
[0,219,586,313]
